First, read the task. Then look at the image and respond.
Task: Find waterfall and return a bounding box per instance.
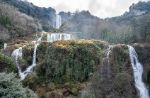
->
[11,47,24,79]
[128,45,149,98]
[47,33,71,42]
[11,33,44,80]
[56,14,62,29]
[106,45,113,64]
[3,43,7,50]
[11,32,71,80]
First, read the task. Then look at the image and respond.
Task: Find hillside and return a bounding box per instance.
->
[1,0,149,43]
[61,1,150,43]
[0,3,41,46]
[0,0,56,31]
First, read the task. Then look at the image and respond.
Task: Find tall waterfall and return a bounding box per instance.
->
[47,33,71,42]
[128,45,149,98]
[11,33,44,80]
[56,14,62,29]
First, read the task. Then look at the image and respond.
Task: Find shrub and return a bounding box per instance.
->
[0,53,16,72]
[0,73,38,98]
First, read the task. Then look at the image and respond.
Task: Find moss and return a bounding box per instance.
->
[0,52,16,72]
[22,73,40,90]
[22,45,34,65]
[114,73,133,97]
[22,40,108,97]
[90,44,137,98]
[111,45,131,74]
[45,40,107,83]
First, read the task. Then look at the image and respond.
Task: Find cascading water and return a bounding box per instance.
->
[11,47,24,79]
[106,45,113,64]
[128,45,149,98]
[3,43,7,50]
[12,31,71,80]
[47,33,71,42]
[56,14,62,29]
[11,32,44,80]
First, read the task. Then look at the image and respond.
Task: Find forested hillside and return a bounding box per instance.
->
[61,1,150,43]
[0,3,41,43]
[1,0,149,43]
[0,0,56,31]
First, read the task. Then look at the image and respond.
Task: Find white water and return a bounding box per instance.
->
[106,45,113,64]
[47,33,71,42]
[12,31,72,80]
[3,43,7,50]
[128,45,149,98]
[56,14,62,29]
[12,33,44,80]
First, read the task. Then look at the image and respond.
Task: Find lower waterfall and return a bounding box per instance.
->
[11,32,72,80]
[128,45,149,98]
[11,32,44,80]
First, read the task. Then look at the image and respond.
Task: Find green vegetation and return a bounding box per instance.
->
[0,40,4,49]
[90,45,136,98]
[0,0,55,31]
[0,3,41,41]
[0,52,16,72]
[22,40,108,98]
[0,15,11,27]
[0,73,38,98]
[45,40,105,83]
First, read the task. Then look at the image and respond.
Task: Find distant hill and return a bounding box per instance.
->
[60,1,150,43]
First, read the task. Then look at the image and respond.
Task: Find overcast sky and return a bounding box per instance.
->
[27,0,149,18]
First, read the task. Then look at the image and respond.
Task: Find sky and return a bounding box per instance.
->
[27,0,149,18]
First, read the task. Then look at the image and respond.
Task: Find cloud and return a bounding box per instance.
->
[27,0,148,18]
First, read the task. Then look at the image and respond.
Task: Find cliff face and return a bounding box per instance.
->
[1,39,150,98]
[2,40,142,98]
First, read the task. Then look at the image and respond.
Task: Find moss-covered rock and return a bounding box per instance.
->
[90,44,137,98]
[22,40,108,97]
[44,40,107,83]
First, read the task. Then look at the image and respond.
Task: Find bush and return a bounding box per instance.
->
[0,53,16,72]
[0,73,38,98]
